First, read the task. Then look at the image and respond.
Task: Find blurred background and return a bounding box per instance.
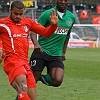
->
[0,0,100,24]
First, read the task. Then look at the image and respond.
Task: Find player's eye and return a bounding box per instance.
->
[14,12,23,16]
[14,12,18,15]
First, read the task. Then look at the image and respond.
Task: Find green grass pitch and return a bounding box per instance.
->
[0,48,100,100]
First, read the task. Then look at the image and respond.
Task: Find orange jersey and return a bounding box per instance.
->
[0,17,57,60]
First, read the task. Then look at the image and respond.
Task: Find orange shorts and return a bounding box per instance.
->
[3,55,36,88]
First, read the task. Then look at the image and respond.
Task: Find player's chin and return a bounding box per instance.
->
[14,19,21,23]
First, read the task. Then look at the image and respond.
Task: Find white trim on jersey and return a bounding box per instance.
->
[57,11,64,19]
[0,24,15,53]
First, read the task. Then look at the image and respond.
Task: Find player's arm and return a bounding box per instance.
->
[31,9,58,38]
[30,32,42,53]
[62,18,75,61]
[30,9,49,53]
[62,32,70,61]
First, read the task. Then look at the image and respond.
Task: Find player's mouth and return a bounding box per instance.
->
[59,4,66,9]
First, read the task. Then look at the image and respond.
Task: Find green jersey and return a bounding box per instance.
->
[37,6,75,56]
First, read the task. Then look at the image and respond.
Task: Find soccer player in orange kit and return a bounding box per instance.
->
[0,1,58,100]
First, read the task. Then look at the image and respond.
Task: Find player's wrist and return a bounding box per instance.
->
[62,52,66,54]
[34,42,39,45]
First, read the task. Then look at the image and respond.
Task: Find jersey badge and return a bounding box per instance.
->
[66,20,72,26]
[24,26,28,32]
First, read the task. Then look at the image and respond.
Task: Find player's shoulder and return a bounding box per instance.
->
[66,10,75,20]
[22,17,31,20]
[0,16,10,23]
[66,10,75,21]
[22,17,35,23]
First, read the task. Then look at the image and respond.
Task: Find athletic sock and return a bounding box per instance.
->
[39,73,52,86]
[18,92,30,100]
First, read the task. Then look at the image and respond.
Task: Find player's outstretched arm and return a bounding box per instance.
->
[31,9,58,38]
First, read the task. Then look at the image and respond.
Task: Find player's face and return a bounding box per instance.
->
[10,7,24,23]
[56,0,68,12]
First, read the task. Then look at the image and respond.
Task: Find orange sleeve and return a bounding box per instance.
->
[31,20,58,38]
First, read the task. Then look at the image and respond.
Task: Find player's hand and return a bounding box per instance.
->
[62,53,66,61]
[50,9,58,24]
[34,43,43,53]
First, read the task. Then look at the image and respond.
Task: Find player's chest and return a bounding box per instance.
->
[58,19,73,29]
[7,24,30,38]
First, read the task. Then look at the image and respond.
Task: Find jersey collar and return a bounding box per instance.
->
[54,6,67,19]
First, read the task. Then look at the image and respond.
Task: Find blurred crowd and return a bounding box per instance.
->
[0,0,100,13]
[37,1,100,13]
[0,0,10,12]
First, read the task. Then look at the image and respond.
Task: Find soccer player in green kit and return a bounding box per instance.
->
[30,0,75,87]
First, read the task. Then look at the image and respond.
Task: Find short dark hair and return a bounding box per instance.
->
[11,1,25,10]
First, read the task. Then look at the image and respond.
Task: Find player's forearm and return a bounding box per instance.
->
[32,22,58,38]
[63,34,70,54]
[42,24,58,38]
[30,32,38,45]
[63,40,69,53]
